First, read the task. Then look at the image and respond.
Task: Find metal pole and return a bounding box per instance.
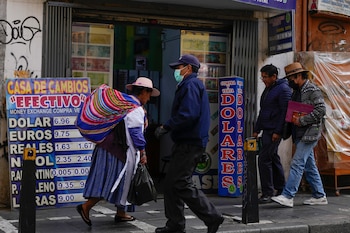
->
[19,148,36,233]
[242,137,259,224]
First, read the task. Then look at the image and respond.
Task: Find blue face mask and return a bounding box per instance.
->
[174,66,187,83]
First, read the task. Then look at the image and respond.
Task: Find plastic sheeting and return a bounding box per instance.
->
[298,52,350,171]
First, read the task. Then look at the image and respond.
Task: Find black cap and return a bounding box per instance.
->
[169,54,200,69]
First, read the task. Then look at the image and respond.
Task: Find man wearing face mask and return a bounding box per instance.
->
[271,62,327,208]
[154,54,224,233]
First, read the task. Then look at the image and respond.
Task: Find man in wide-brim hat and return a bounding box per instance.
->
[271,61,328,208]
[284,62,309,79]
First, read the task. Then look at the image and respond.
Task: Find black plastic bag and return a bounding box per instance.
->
[127,164,157,205]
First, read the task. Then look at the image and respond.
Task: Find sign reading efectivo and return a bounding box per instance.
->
[6,78,92,209]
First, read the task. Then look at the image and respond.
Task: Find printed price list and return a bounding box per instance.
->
[52,114,93,205]
[57,193,86,203]
[55,141,95,151]
[57,180,86,190]
[56,154,92,164]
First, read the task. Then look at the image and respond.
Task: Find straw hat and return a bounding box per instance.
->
[284,62,308,78]
[126,77,160,97]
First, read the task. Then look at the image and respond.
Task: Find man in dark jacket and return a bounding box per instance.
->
[253,64,292,204]
[154,54,224,233]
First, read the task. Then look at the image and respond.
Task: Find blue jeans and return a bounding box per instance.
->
[282,139,326,198]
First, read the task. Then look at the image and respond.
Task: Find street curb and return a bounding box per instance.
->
[309,221,350,233]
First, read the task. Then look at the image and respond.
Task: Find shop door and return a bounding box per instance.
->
[160,29,231,194]
[72,23,162,176]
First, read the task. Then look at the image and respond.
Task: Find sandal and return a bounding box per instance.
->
[76,204,92,226]
[114,215,136,223]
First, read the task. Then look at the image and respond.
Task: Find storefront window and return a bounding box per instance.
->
[180,30,230,193]
[72,23,114,90]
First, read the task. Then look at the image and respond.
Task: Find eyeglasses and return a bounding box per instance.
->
[260,75,271,80]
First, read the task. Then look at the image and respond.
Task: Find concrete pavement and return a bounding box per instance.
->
[1,189,350,233]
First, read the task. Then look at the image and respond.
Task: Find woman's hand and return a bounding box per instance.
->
[140,150,147,164]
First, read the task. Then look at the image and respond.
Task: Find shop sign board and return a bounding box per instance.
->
[268,12,294,56]
[6,77,92,208]
[310,0,350,17]
[218,76,244,197]
[235,0,296,10]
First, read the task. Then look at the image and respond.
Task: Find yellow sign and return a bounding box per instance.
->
[244,138,257,151]
[23,148,36,161]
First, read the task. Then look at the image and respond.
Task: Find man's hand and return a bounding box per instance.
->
[292,115,301,126]
[154,126,168,139]
[272,133,280,142]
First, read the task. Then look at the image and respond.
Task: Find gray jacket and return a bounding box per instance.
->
[294,80,326,141]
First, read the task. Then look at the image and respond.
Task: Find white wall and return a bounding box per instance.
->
[0,0,44,206]
[256,16,295,181]
[4,0,44,79]
[259,52,294,179]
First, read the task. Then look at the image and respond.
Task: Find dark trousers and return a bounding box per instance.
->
[258,130,285,197]
[163,143,221,230]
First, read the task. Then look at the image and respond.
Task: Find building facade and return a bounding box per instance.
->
[0,0,304,206]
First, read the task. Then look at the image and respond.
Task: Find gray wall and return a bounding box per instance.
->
[160,29,180,123]
[159,29,180,160]
[0,0,10,207]
[0,0,6,83]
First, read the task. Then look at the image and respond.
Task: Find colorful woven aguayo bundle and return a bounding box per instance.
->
[75,84,139,143]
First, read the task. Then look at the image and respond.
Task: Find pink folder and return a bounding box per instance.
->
[285,101,314,122]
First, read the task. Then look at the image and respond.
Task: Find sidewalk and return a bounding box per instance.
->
[1,189,350,233]
[212,191,350,233]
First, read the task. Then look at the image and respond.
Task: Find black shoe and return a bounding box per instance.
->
[275,189,283,196]
[155,226,185,233]
[259,195,272,204]
[76,204,92,226]
[207,216,224,233]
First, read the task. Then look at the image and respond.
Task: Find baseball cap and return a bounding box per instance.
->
[169,54,201,69]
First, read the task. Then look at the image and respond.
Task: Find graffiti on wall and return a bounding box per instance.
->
[10,52,37,78]
[0,16,41,51]
[0,16,41,78]
[308,19,350,52]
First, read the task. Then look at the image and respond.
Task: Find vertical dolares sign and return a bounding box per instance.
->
[6,78,92,208]
[218,77,244,197]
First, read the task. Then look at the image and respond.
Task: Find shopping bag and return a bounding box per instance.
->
[127,164,157,205]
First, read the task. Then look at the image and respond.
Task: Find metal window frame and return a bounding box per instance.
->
[42,2,73,77]
[232,20,258,137]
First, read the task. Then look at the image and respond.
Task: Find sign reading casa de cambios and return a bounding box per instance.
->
[6,78,93,208]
